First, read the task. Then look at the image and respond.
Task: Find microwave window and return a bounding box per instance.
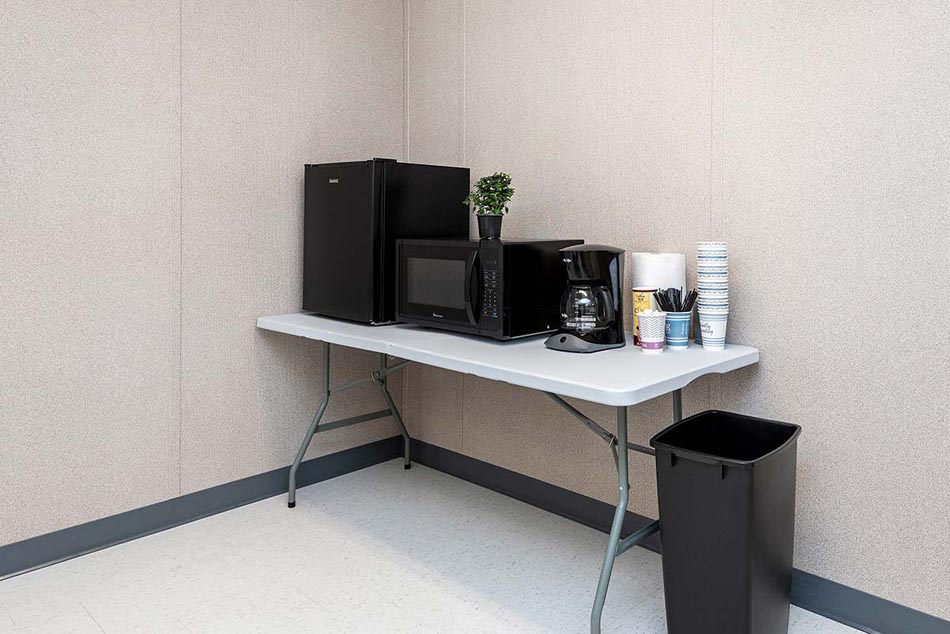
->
[407,257,466,309]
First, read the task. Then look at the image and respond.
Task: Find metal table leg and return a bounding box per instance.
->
[545,392,663,632]
[288,341,331,508]
[590,406,630,634]
[287,343,413,508]
[592,388,679,627]
[374,353,412,469]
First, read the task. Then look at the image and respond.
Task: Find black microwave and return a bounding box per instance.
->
[396,238,583,340]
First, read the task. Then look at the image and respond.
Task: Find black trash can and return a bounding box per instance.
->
[650,410,801,634]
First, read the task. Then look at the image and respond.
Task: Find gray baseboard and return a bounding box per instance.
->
[791,570,950,634]
[0,435,403,580]
[410,439,950,634]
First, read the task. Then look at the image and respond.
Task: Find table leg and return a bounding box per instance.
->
[288,341,331,508]
[375,353,412,469]
[672,388,682,423]
[590,406,630,634]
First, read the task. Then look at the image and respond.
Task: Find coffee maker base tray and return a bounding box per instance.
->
[544,332,626,354]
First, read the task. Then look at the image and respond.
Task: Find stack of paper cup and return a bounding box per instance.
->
[696,241,728,349]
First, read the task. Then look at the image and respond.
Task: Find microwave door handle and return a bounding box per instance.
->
[464,250,480,327]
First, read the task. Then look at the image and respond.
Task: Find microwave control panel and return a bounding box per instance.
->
[479,249,502,332]
[481,269,499,319]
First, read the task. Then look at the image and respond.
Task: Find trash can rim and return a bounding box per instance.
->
[649,409,801,469]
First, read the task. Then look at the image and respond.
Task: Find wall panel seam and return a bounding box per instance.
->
[709,0,715,233]
[458,0,466,165]
[712,0,725,407]
[403,0,409,162]
[177,0,184,497]
[459,0,467,453]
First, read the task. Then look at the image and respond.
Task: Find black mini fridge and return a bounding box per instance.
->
[303,158,470,324]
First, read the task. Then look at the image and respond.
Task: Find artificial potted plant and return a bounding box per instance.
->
[465,172,514,239]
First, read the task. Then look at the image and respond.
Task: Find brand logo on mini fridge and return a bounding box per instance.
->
[432,312,444,318]
[328,178,339,183]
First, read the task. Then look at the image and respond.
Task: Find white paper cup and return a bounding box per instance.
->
[637,311,667,354]
[698,310,728,349]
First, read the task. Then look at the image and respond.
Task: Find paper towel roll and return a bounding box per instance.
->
[631,252,686,291]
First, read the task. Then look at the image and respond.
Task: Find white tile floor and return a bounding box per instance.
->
[0,460,857,634]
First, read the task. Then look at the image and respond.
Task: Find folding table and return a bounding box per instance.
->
[257,313,759,633]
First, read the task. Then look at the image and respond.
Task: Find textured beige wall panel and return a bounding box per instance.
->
[0,1,182,544]
[402,366,463,452]
[179,0,407,494]
[407,0,464,167]
[719,1,950,618]
[405,0,715,514]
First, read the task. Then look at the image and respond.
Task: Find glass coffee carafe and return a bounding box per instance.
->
[559,284,616,333]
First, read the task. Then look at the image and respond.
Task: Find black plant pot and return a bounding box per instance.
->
[477,214,503,239]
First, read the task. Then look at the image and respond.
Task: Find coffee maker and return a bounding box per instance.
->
[544,245,626,353]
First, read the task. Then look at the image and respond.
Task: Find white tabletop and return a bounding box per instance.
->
[257,313,759,407]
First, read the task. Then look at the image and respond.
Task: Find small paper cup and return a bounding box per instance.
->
[698,301,730,311]
[632,287,657,345]
[664,312,692,350]
[637,311,667,354]
[698,275,729,282]
[698,310,728,349]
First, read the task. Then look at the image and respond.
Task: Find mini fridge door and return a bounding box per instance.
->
[303,161,380,322]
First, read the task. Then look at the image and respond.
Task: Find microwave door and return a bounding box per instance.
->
[399,243,476,328]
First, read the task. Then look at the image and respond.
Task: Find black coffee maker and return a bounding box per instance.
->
[544,245,626,353]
